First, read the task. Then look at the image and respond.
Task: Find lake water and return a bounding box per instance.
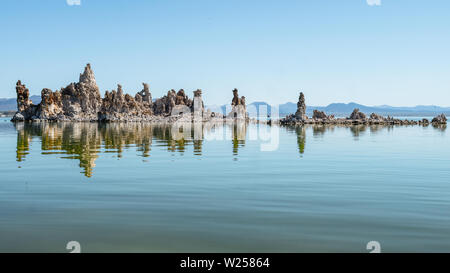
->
[0,117,449,253]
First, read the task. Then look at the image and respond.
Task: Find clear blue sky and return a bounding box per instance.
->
[1,0,449,106]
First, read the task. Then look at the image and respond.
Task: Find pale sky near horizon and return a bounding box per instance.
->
[0,0,449,106]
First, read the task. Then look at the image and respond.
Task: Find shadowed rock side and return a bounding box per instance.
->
[281,92,447,126]
[11,64,226,123]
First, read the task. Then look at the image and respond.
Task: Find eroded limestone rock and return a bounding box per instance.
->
[11,64,213,122]
[295,92,307,120]
[279,94,434,126]
[349,109,367,120]
[59,63,103,120]
[12,81,39,121]
[369,113,385,121]
[152,89,193,116]
[99,84,154,121]
[312,110,328,120]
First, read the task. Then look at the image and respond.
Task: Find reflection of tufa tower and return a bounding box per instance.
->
[231,122,247,156]
[296,126,306,155]
[295,92,307,120]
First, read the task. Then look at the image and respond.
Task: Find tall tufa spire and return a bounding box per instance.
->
[79,63,96,85]
[295,92,307,120]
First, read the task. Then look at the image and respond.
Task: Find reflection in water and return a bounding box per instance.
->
[15,123,206,177]
[350,125,367,139]
[284,126,306,155]
[311,125,336,138]
[14,122,250,178]
[16,123,153,177]
[433,124,447,132]
[232,122,246,156]
[297,127,306,155]
[312,125,326,137]
[14,122,447,177]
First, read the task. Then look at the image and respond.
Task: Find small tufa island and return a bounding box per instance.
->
[280,92,447,126]
[12,64,247,123]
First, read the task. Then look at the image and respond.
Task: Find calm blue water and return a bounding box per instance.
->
[0,118,449,253]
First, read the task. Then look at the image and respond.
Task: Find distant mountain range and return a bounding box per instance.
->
[1,96,449,117]
[0,96,41,112]
[210,102,450,117]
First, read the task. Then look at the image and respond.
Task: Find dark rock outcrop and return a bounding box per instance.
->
[231,88,246,108]
[432,114,447,124]
[349,108,367,120]
[369,113,385,121]
[14,81,39,120]
[312,110,328,120]
[228,89,247,119]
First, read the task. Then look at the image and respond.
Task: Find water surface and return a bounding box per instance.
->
[0,118,449,252]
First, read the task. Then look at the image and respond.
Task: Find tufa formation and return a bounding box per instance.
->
[227,88,247,119]
[11,64,228,122]
[280,92,447,126]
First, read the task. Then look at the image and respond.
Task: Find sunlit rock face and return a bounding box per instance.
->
[369,113,386,121]
[152,89,195,117]
[11,64,214,122]
[12,64,103,121]
[59,63,103,121]
[99,84,154,121]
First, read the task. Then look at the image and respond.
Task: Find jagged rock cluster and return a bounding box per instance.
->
[432,114,447,124]
[99,84,154,121]
[12,64,216,123]
[280,92,448,126]
[152,89,195,117]
[349,108,367,120]
[13,81,38,121]
[227,88,247,119]
[13,64,103,121]
[231,88,246,108]
[312,110,334,120]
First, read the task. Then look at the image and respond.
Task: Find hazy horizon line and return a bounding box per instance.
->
[2,94,450,109]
